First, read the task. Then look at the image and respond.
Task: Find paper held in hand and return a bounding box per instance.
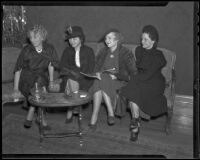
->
[101,68,117,74]
[80,68,116,79]
[80,72,99,79]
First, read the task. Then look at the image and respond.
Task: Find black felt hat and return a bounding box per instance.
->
[98,28,120,42]
[65,26,85,42]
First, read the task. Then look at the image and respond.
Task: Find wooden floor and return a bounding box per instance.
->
[2,94,194,158]
[2,83,194,158]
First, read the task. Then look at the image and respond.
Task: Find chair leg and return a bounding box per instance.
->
[165,107,173,135]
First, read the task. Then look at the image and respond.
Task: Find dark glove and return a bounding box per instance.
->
[60,68,81,79]
[70,70,82,80]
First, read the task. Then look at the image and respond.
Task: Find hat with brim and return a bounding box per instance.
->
[98,28,120,43]
[65,26,85,41]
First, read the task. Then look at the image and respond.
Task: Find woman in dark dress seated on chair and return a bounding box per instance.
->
[118,25,168,141]
[59,25,95,123]
[13,24,59,129]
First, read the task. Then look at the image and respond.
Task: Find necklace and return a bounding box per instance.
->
[36,48,43,53]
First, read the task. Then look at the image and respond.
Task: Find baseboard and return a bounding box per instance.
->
[2,79,13,84]
[175,94,193,104]
[175,94,193,99]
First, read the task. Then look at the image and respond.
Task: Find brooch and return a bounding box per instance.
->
[110,54,114,58]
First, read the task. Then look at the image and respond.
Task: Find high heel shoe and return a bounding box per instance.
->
[24,119,32,129]
[88,123,97,132]
[35,119,51,131]
[107,116,115,125]
[41,125,51,131]
[130,127,140,141]
[65,116,73,124]
[130,118,140,141]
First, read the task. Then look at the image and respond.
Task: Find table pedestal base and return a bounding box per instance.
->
[38,106,83,147]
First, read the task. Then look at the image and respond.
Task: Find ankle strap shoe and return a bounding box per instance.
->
[130,118,140,130]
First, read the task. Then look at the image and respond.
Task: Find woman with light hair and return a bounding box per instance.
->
[13,24,59,129]
[88,28,137,131]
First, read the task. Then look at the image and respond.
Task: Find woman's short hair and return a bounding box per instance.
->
[112,30,124,45]
[27,24,48,41]
[99,28,124,45]
[142,25,159,47]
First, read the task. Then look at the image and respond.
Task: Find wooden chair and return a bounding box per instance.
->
[86,42,176,135]
[2,85,26,107]
[159,47,176,135]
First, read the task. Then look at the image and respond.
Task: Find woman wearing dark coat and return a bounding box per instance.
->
[119,25,168,141]
[59,25,95,123]
[88,28,137,130]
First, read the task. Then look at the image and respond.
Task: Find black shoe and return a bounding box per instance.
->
[130,128,139,141]
[24,120,32,129]
[65,116,73,124]
[108,116,115,125]
[129,118,140,141]
[35,119,51,131]
[130,118,140,130]
[42,125,51,131]
[88,123,97,132]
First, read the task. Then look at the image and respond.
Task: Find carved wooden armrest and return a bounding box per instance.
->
[170,69,176,108]
[164,69,176,111]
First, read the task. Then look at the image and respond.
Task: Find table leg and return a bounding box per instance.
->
[38,107,44,143]
[78,106,83,147]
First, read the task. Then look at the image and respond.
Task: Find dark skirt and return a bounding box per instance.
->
[60,75,93,93]
[19,69,48,107]
[120,78,168,117]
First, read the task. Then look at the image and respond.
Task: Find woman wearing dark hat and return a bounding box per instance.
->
[88,28,137,130]
[59,25,95,123]
[119,25,168,141]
